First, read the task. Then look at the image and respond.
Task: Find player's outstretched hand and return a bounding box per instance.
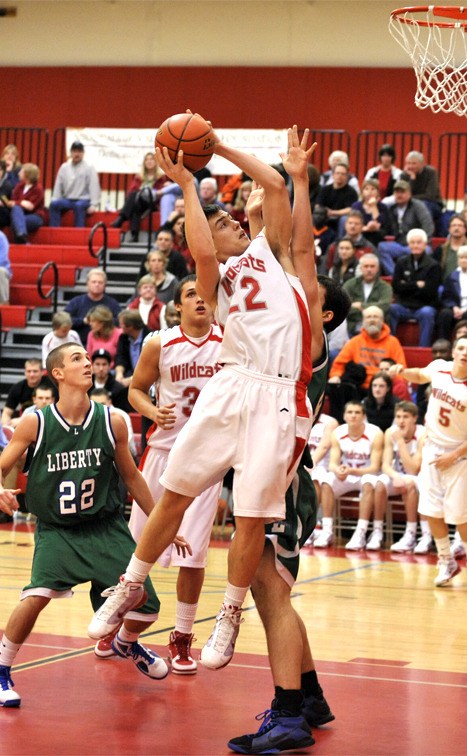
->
[173,535,192,558]
[0,487,21,516]
[155,146,194,187]
[280,125,317,179]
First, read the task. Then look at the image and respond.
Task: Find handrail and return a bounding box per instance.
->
[89,221,108,270]
[38,261,59,313]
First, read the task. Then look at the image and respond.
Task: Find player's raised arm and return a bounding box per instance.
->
[155,146,220,307]
[213,137,292,263]
[281,126,322,358]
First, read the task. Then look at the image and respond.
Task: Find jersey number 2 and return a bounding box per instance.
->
[59,479,95,514]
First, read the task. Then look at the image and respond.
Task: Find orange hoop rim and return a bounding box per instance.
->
[391,6,467,28]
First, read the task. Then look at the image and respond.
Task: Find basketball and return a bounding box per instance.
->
[155,112,215,173]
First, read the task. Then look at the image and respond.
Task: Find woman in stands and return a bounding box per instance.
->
[330,237,358,285]
[111,152,168,242]
[362,372,397,432]
[230,180,252,232]
[1,144,21,188]
[85,305,122,367]
[351,179,390,247]
[141,249,178,305]
[5,163,46,243]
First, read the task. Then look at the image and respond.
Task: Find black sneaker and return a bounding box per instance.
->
[228,708,314,754]
[302,691,335,727]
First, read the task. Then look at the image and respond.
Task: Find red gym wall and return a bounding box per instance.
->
[5,65,463,165]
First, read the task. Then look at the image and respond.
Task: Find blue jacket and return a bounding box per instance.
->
[0,230,12,278]
[441,269,464,308]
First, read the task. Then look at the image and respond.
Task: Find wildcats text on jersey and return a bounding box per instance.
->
[431,387,466,411]
[47,448,101,472]
[221,254,267,296]
[169,361,222,382]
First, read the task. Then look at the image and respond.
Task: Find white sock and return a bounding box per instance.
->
[118,626,140,644]
[420,520,431,536]
[175,601,198,635]
[373,520,384,532]
[406,522,417,535]
[124,553,153,584]
[357,519,370,533]
[322,517,333,532]
[434,536,451,558]
[0,635,22,667]
[223,582,248,608]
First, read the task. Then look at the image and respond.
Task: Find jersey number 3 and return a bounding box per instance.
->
[59,479,95,514]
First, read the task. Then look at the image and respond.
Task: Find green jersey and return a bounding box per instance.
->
[307,334,330,421]
[25,401,123,526]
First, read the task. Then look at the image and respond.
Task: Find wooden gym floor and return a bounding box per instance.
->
[1,520,466,756]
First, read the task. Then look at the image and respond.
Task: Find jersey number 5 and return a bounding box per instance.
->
[438,406,451,427]
[59,479,95,514]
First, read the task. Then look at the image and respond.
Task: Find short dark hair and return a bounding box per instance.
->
[173,274,196,306]
[395,400,418,417]
[32,383,53,398]
[317,275,351,334]
[378,143,396,160]
[203,204,223,222]
[344,400,364,413]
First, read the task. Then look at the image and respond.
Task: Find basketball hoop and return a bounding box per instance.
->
[389,5,467,116]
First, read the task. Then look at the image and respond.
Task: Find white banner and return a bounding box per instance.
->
[66,127,289,175]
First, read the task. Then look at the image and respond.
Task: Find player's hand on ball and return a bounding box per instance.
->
[155,147,193,186]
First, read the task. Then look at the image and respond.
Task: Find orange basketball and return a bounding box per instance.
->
[155,112,215,173]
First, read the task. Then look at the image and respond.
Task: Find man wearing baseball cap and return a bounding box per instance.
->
[377,179,434,276]
[90,349,129,411]
[49,140,101,227]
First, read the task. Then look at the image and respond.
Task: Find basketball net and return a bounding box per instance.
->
[389,5,467,116]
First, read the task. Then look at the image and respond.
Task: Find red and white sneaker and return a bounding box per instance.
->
[168,631,197,674]
[434,556,461,587]
[94,631,118,658]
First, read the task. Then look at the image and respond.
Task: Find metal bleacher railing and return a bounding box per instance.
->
[1,126,466,210]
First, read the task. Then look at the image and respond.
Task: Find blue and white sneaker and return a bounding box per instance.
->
[228,708,314,754]
[111,635,169,679]
[0,665,21,708]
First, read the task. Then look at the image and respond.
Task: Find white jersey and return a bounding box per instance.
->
[146,324,223,453]
[391,424,425,474]
[216,232,311,384]
[308,413,335,470]
[424,360,467,450]
[335,421,381,469]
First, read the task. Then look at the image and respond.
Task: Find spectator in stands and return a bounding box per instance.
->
[377,180,434,275]
[375,401,430,554]
[329,237,358,285]
[378,357,411,401]
[389,228,441,347]
[198,177,226,211]
[140,249,178,305]
[0,160,14,228]
[315,162,359,233]
[127,275,163,330]
[313,204,335,267]
[433,214,467,281]
[364,143,402,200]
[328,305,406,392]
[219,171,252,211]
[163,214,194,272]
[49,141,101,227]
[89,348,129,411]
[343,253,393,336]
[115,309,150,388]
[152,227,188,280]
[351,179,390,246]
[320,150,360,194]
[0,230,12,304]
[5,163,46,243]
[437,246,467,340]
[362,372,397,432]
[323,210,376,271]
[401,150,443,229]
[160,300,181,330]
[90,387,137,460]
[85,305,122,367]
[111,152,168,242]
[41,311,81,368]
[1,358,56,428]
[22,383,55,415]
[64,268,121,345]
[1,145,21,187]
[313,401,383,549]
[230,180,252,232]
[452,319,467,343]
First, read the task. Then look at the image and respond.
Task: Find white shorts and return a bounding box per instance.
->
[129,447,221,568]
[418,441,467,525]
[323,472,379,498]
[160,365,312,520]
[377,473,419,497]
[310,466,329,486]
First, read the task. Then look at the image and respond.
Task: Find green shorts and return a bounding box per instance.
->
[265,465,317,588]
[22,512,160,616]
